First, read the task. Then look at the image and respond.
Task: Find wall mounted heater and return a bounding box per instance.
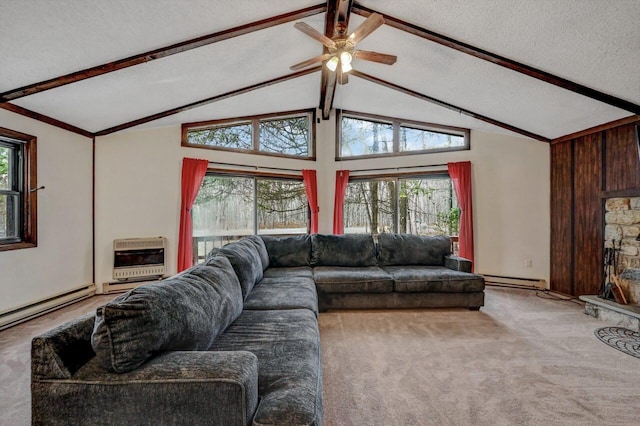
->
[113,237,166,281]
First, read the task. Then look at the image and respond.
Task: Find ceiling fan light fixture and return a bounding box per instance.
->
[326,56,339,72]
[341,61,353,73]
[340,51,352,65]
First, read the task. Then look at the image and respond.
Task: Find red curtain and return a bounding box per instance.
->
[302,169,319,234]
[333,170,350,234]
[177,158,209,272]
[448,161,474,270]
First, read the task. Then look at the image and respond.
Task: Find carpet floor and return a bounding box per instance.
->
[319,287,640,425]
[1,287,639,425]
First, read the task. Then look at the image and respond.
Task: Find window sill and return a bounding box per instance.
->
[0,241,37,252]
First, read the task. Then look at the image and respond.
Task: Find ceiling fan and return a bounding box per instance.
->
[290,13,397,82]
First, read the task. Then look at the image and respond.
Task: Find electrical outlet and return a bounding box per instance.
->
[525,259,533,268]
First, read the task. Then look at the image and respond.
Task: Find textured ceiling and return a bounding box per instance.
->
[1,1,638,139]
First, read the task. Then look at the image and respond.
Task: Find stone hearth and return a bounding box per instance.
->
[580,295,640,331]
[582,197,640,329]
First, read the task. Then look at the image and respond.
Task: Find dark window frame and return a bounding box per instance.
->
[336,110,470,160]
[182,109,316,160]
[0,127,37,252]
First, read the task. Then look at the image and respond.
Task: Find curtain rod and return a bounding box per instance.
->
[349,163,448,173]
[207,161,448,174]
[208,161,301,173]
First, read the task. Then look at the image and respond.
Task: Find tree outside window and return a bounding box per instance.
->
[191,174,308,263]
[344,175,458,237]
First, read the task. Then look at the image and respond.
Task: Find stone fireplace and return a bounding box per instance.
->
[581,197,640,330]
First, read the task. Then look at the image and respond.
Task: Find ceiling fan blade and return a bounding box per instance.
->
[290,53,332,70]
[338,68,349,85]
[294,22,336,48]
[353,50,397,65]
[348,13,385,44]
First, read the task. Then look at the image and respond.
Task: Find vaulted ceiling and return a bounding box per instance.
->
[1,0,639,141]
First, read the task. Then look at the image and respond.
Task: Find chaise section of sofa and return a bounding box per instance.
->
[211,309,323,426]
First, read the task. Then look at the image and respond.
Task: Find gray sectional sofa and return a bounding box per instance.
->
[31,233,484,425]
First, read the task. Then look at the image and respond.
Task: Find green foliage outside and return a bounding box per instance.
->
[0,146,8,179]
[436,207,460,235]
[0,147,9,238]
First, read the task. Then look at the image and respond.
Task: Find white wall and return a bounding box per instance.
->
[95,114,550,291]
[0,109,93,313]
[94,126,319,290]
[471,131,550,281]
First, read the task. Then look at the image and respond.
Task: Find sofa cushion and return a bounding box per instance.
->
[263,266,314,279]
[211,309,322,426]
[243,277,318,316]
[377,233,451,266]
[91,255,243,373]
[246,235,269,271]
[313,266,393,294]
[219,239,264,299]
[261,235,311,267]
[384,266,485,293]
[311,234,377,267]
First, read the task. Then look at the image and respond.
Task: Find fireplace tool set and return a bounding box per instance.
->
[602,240,627,304]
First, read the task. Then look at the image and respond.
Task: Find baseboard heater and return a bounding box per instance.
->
[481,274,547,290]
[0,284,96,331]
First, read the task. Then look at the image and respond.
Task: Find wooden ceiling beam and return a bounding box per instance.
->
[352,4,640,115]
[351,70,551,142]
[0,4,326,103]
[95,67,322,136]
[552,115,640,144]
[0,103,93,138]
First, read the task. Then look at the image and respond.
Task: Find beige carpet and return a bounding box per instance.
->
[1,288,639,425]
[319,287,640,426]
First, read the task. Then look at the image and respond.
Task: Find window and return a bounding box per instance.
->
[183,109,315,159]
[0,127,37,251]
[338,110,469,159]
[191,173,308,262]
[344,174,458,236]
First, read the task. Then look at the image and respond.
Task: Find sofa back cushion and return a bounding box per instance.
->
[311,234,377,267]
[377,233,451,266]
[261,235,311,267]
[245,235,269,271]
[91,255,243,373]
[219,239,264,299]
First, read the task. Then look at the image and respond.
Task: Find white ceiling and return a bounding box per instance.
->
[1,0,638,140]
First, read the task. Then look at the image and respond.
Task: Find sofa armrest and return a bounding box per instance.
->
[32,350,259,426]
[444,255,473,273]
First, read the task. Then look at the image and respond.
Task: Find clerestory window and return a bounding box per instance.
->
[338,110,469,159]
[182,109,315,159]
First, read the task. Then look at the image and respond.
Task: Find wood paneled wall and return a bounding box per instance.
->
[550,120,640,296]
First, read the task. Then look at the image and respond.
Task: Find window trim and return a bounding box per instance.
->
[182,109,316,160]
[0,127,37,252]
[336,109,470,160]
